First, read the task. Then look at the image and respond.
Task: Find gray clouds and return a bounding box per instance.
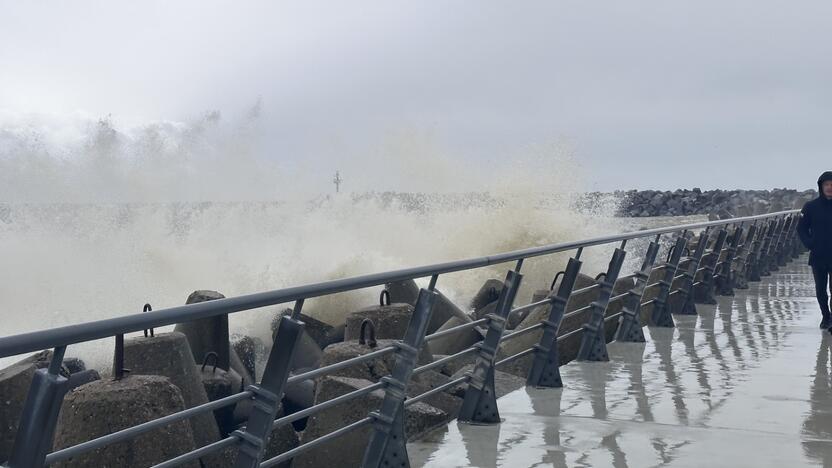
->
[1,1,830,193]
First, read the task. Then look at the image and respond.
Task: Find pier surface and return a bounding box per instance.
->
[410,258,832,467]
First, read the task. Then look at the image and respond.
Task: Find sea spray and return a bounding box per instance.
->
[0,111,631,371]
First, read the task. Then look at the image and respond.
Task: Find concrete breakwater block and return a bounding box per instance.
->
[239,422,299,468]
[272,308,344,350]
[262,424,299,468]
[122,332,226,466]
[469,279,504,312]
[606,275,636,317]
[318,339,432,383]
[174,290,256,423]
[175,291,255,386]
[426,316,482,356]
[52,375,199,468]
[472,300,498,320]
[230,334,263,382]
[217,399,298,468]
[505,288,550,330]
[430,290,472,334]
[384,280,469,333]
[283,373,316,431]
[62,357,86,375]
[0,351,93,463]
[497,275,633,378]
[407,369,464,419]
[385,279,420,305]
[344,303,414,342]
[292,376,447,468]
[449,364,526,399]
[475,280,560,333]
[175,290,231,368]
[692,273,718,304]
[271,314,324,371]
[432,353,478,378]
[200,364,243,436]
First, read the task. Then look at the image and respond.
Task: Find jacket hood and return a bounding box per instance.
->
[819,171,832,197]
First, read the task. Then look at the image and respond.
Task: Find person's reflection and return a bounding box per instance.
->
[802,334,832,466]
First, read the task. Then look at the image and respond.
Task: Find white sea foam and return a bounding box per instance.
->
[0,111,659,371]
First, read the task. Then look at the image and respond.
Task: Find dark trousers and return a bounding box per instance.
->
[812,264,832,317]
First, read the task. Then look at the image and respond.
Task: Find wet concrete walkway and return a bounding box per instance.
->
[410,258,832,467]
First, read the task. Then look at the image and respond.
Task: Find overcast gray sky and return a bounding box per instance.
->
[1,1,830,193]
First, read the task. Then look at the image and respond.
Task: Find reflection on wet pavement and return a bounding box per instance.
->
[410,259,832,467]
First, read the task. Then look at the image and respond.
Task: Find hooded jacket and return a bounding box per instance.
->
[798,171,832,267]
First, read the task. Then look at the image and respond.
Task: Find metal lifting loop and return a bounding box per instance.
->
[667,245,676,262]
[359,319,377,348]
[201,351,219,374]
[380,290,391,307]
[595,272,607,281]
[143,303,154,338]
[550,271,565,291]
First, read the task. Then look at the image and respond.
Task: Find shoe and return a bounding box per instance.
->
[822,316,831,329]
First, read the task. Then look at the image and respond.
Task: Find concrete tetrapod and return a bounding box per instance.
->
[469,279,504,313]
[174,290,256,387]
[497,274,634,379]
[293,376,447,468]
[122,332,229,467]
[318,339,432,383]
[51,375,199,468]
[344,303,414,342]
[0,351,94,463]
[384,280,470,333]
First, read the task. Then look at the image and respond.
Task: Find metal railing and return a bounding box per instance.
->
[0,209,803,468]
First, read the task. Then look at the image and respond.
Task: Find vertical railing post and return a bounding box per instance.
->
[648,234,688,327]
[458,268,523,425]
[615,238,660,343]
[791,213,803,258]
[362,286,438,468]
[775,215,794,267]
[670,229,710,315]
[696,227,727,304]
[526,256,582,388]
[716,224,743,296]
[759,219,780,276]
[8,347,70,468]
[233,302,305,468]
[747,221,768,281]
[576,247,627,361]
[737,222,759,285]
[764,217,786,273]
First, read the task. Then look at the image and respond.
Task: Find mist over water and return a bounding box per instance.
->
[0,111,648,370]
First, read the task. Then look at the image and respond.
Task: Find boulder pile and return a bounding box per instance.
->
[614,188,815,218]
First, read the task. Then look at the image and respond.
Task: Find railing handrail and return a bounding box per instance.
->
[4,207,805,468]
[0,209,798,359]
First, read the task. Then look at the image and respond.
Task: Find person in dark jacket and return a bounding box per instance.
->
[797,171,832,328]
